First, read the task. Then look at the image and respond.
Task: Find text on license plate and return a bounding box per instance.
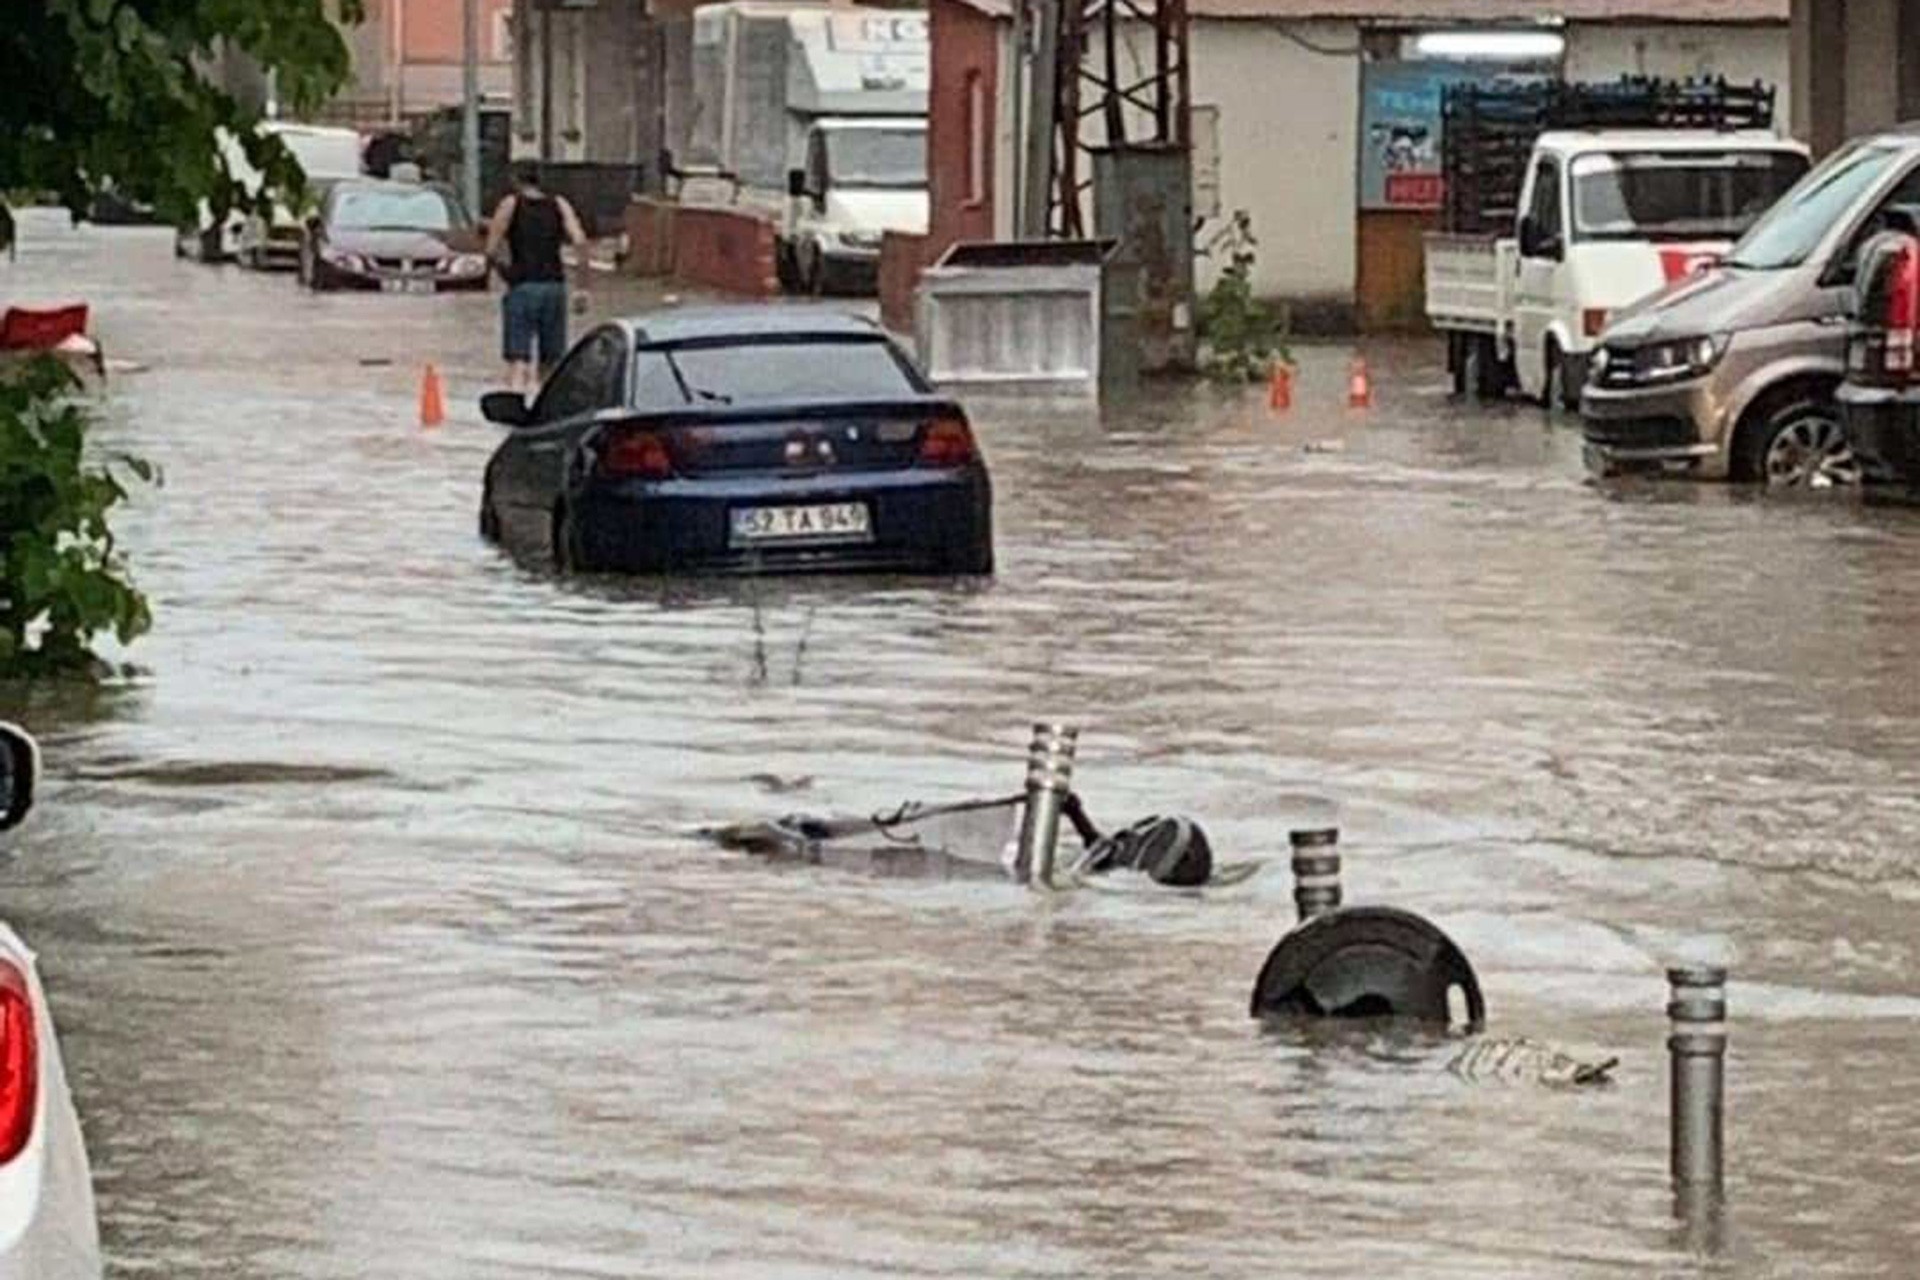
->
[381,278,435,295]
[731,502,871,544]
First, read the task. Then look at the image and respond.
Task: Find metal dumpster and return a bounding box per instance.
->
[914,240,1126,398]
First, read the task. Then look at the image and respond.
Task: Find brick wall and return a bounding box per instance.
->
[669,206,779,297]
[623,199,678,277]
[878,232,933,337]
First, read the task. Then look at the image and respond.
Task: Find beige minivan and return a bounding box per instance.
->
[1581,127,1920,486]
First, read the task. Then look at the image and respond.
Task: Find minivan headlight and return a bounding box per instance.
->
[1640,334,1729,383]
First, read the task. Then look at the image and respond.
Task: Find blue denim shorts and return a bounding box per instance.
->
[502,281,568,367]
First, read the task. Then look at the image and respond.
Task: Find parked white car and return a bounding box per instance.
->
[176,121,365,266]
[0,726,102,1279]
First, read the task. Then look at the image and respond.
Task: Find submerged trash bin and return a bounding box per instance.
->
[1250,905,1485,1028]
[914,239,1124,398]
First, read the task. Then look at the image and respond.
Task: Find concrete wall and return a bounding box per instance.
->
[1791,0,1920,154]
[1188,20,1359,313]
[1566,23,1791,128]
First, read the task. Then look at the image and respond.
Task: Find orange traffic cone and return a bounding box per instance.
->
[1346,355,1373,410]
[418,363,446,429]
[1267,359,1294,413]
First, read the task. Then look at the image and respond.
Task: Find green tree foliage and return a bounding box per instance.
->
[0,1,360,674]
[1200,211,1290,383]
[1,0,364,226]
[0,361,155,676]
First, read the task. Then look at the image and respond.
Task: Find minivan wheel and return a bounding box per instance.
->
[1742,398,1860,488]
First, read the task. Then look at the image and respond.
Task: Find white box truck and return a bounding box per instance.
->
[682,2,928,294]
[1425,79,1808,409]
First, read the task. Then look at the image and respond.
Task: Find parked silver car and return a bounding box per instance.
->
[1581,128,1920,485]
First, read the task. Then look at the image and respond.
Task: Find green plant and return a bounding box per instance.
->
[1200,210,1289,383]
[0,360,155,677]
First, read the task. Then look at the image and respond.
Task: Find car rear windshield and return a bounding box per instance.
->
[1570,150,1808,242]
[638,338,919,406]
[1723,141,1907,270]
[330,187,461,232]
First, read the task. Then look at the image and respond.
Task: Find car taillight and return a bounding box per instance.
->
[916,416,977,467]
[1884,239,1919,376]
[0,962,38,1165]
[599,429,674,479]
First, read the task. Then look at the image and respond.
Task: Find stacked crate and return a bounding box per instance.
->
[1440,77,1778,236]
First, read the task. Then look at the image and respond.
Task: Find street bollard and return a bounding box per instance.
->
[1289,827,1342,922]
[1014,724,1078,888]
[1668,966,1728,1201]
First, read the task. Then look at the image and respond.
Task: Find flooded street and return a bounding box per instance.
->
[5,213,1920,1277]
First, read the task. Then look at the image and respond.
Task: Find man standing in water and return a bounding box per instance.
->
[486,162,591,392]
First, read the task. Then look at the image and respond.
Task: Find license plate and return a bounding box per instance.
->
[380,278,435,295]
[730,502,871,545]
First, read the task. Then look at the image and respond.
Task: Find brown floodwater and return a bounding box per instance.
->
[3,212,1919,1278]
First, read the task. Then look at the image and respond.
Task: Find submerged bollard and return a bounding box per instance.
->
[1014,723,1078,887]
[1289,827,1342,922]
[1668,966,1728,1202]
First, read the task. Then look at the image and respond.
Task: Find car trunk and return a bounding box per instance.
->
[616,400,966,477]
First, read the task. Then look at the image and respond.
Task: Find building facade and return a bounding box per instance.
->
[331,0,518,123]
[928,0,1790,331]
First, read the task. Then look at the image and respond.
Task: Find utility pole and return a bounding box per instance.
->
[1010,0,1026,234]
[539,0,556,162]
[1020,0,1059,238]
[462,0,482,215]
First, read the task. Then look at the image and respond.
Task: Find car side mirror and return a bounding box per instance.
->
[480,390,531,426]
[787,168,807,200]
[0,723,40,833]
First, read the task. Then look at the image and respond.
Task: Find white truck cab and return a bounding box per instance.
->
[1426,83,1809,410]
[1506,131,1808,404]
[785,117,928,294]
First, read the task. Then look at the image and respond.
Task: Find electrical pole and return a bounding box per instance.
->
[1021,0,1059,238]
[462,0,482,215]
[539,0,555,162]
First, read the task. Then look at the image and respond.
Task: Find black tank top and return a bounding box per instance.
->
[506,193,565,283]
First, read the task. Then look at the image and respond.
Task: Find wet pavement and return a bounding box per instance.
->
[4,211,1920,1277]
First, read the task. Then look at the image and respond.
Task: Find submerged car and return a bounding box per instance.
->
[0,725,102,1279]
[298,178,486,294]
[479,309,993,575]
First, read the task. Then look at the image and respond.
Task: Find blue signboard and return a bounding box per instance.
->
[1358,60,1488,211]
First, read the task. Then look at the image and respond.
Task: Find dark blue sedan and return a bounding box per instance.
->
[478,309,993,575]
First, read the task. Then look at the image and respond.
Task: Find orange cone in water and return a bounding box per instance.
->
[418,363,446,428]
[1267,359,1293,413]
[1346,355,1373,410]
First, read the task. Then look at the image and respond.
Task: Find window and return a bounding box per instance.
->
[328,186,461,232]
[1726,141,1905,271]
[1571,151,1807,243]
[823,128,925,190]
[536,330,625,422]
[964,72,987,206]
[631,350,683,411]
[1525,155,1562,249]
[1832,163,1920,280]
[662,338,918,404]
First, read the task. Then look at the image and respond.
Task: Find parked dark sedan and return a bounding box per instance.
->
[298,178,487,293]
[479,309,994,575]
